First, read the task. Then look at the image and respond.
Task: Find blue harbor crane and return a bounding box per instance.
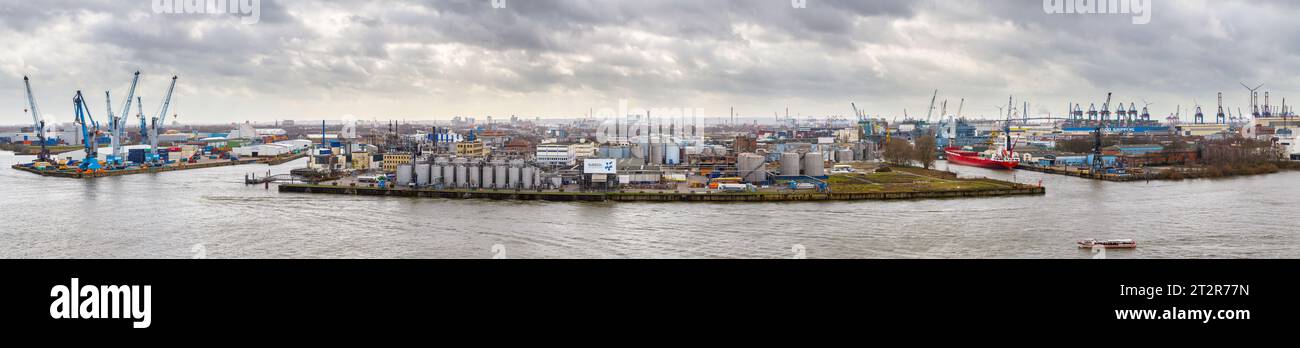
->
[1123,102,1133,124]
[1216,92,1227,125]
[106,71,140,168]
[72,91,102,172]
[146,75,178,166]
[22,76,52,163]
[1100,98,1112,124]
[1194,101,1205,124]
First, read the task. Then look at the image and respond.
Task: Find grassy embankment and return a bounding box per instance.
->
[826,166,1019,193]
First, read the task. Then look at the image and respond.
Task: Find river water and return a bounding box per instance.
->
[1,151,1296,259]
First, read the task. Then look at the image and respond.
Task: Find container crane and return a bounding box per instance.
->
[106,71,140,168]
[22,76,51,163]
[146,75,178,165]
[1193,100,1205,125]
[72,91,102,172]
[1100,94,1112,124]
[1216,92,1227,125]
[1128,103,1138,124]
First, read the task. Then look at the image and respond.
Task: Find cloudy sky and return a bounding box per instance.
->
[1,0,1298,125]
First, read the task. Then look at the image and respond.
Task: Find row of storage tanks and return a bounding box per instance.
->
[780,152,827,177]
[599,142,730,166]
[736,148,859,183]
[395,158,543,189]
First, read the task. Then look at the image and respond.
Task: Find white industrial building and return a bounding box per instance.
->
[233,144,291,157]
[274,139,313,150]
[536,143,576,167]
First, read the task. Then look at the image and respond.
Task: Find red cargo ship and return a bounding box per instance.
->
[944,133,1019,170]
[944,147,1019,170]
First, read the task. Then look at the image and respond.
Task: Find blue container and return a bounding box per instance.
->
[128,149,148,164]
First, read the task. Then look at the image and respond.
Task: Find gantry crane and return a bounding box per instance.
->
[1216,92,1227,125]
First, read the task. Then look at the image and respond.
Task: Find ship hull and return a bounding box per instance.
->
[945,149,1018,170]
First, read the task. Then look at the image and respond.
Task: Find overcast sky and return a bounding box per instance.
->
[2,0,1298,125]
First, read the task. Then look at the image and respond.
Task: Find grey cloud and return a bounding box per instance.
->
[1,0,1298,123]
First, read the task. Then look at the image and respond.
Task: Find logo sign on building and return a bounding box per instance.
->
[584,159,617,174]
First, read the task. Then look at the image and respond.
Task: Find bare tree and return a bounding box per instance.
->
[883,139,912,166]
[913,131,938,169]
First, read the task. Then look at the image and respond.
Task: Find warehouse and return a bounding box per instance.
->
[233,144,291,157]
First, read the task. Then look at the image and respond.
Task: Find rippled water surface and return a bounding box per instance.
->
[2,151,1296,259]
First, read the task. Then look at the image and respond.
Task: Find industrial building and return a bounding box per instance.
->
[233,144,290,157]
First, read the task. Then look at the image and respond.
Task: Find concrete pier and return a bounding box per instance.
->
[279,184,1045,202]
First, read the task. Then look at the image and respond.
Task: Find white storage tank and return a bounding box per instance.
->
[836,149,854,163]
[482,163,495,189]
[453,158,468,188]
[649,141,664,165]
[431,164,444,185]
[494,162,508,189]
[803,152,825,177]
[509,167,522,188]
[416,163,431,186]
[521,166,535,189]
[468,162,481,188]
[665,142,681,165]
[396,164,413,186]
[780,152,802,176]
[737,153,767,183]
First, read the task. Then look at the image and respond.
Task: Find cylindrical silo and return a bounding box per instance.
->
[803,152,825,177]
[737,153,767,183]
[509,164,525,189]
[665,142,681,165]
[649,141,664,165]
[416,163,431,186]
[521,166,534,189]
[468,162,481,188]
[453,158,468,188]
[780,152,802,176]
[396,164,413,186]
[836,149,854,163]
[533,168,542,189]
[494,161,508,189]
[482,162,495,189]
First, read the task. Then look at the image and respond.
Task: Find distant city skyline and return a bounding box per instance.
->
[3,0,1298,125]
